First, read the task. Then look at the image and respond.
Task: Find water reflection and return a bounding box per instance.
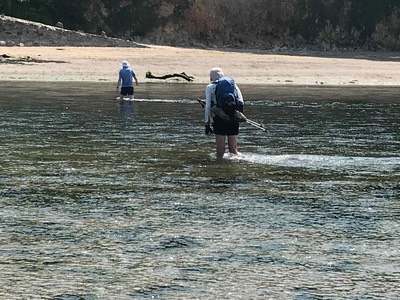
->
[0,81,399,300]
[117,99,134,119]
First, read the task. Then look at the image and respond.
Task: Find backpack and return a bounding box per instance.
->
[214,76,240,117]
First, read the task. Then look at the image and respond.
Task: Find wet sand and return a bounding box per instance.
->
[1,45,400,86]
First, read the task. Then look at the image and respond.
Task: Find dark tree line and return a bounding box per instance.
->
[0,0,157,34]
[292,0,400,49]
[1,0,400,50]
[1,0,88,29]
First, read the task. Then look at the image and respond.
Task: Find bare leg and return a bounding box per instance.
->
[227,135,238,155]
[215,134,226,159]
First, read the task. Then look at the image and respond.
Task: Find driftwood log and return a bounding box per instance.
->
[1,54,66,64]
[146,71,194,82]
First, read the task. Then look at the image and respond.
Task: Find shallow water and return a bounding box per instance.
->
[0,82,399,300]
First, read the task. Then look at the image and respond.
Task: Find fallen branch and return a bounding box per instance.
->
[0,54,67,64]
[146,71,194,82]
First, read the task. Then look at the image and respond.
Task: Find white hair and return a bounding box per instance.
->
[210,67,224,81]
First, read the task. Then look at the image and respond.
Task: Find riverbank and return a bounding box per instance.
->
[1,46,400,86]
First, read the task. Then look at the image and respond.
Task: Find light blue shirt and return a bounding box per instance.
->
[119,67,136,87]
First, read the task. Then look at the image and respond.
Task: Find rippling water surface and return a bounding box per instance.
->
[0,82,399,299]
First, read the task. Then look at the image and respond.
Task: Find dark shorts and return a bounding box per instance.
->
[121,86,134,96]
[212,116,239,136]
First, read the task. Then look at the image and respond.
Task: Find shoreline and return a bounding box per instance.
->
[1,46,400,86]
[2,80,399,104]
[2,79,400,89]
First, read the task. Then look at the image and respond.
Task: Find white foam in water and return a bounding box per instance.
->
[116,98,197,104]
[223,152,245,160]
[238,153,400,171]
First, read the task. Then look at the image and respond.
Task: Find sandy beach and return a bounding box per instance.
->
[1,45,400,86]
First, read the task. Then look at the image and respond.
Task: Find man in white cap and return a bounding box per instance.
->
[204,67,244,159]
[116,61,139,99]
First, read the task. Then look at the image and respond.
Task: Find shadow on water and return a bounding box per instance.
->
[0,81,399,299]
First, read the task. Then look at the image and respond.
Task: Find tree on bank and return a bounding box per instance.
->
[1,0,399,50]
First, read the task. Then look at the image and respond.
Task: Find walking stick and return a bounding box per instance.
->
[196,98,267,132]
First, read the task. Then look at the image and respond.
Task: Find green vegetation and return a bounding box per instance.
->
[106,2,161,37]
[292,0,400,49]
[1,0,399,50]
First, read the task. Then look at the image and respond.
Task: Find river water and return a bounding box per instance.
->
[0,82,399,300]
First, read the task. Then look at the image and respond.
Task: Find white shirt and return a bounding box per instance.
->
[204,81,244,124]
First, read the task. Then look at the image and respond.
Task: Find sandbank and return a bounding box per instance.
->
[1,45,400,86]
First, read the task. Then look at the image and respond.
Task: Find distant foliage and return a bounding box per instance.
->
[292,0,400,49]
[106,1,160,37]
[183,0,295,47]
[1,0,400,50]
[372,7,400,50]
[0,0,56,24]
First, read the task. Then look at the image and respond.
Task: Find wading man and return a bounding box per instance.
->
[116,61,139,99]
[204,67,244,159]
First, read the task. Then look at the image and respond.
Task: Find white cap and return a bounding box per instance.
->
[122,61,129,67]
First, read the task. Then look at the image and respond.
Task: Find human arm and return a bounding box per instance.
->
[204,84,215,125]
[133,75,139,86]
[204,84,215,134]
[235,84,244,112]
[116,77,122,91]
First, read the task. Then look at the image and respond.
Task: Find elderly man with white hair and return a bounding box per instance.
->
[204,67,244,159]
[116,60,139,100]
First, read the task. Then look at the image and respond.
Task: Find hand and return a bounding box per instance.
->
[205,124,213,135]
